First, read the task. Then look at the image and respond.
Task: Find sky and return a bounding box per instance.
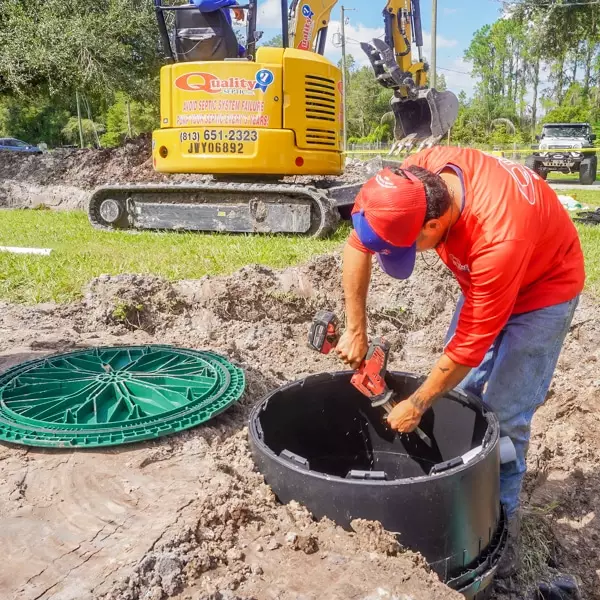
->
[253,0,507,99]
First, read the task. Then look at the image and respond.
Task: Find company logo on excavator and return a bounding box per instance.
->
[298,4,316,51]
[175,71,275,95]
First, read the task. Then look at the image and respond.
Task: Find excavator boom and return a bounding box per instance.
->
[289,0,458,154]
[361,0,458,153]
[289,0,339,54]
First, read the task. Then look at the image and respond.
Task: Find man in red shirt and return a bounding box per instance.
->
[335,146,585,578]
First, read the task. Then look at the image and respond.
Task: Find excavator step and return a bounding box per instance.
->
[87,181,340,238]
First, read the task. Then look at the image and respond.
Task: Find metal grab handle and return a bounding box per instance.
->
[155,3,252,11]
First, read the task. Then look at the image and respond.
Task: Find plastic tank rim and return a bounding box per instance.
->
[249,369,500,487]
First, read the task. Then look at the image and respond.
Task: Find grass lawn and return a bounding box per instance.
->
[0,188,598,305]
[0,210,349,304]
[564,188,600,297]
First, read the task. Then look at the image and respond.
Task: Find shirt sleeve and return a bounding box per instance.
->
[192,0,237,10]
[444,239,535,367]
[347,229,375,254]
[400,148,434,170]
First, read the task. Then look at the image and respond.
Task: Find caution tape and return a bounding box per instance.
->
[344,147,600,157]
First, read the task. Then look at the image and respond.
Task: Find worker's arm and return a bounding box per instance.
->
[334,239,372,369]
[191,0,238,9]
[192,0,244,20]
[387,239,535,433]
[387,354,471,431]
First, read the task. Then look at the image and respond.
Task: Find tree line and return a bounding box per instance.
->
[0,0,598,148]
[453,0,600,146]
[346,1,600,147]
[0,0,160,147]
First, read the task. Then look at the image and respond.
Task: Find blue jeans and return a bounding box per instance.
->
[445,294,580,519]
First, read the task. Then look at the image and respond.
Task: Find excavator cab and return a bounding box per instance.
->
[361,1,458,153]
[155,0,247,62]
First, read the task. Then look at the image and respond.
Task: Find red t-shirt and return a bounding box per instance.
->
[348,147,585,367]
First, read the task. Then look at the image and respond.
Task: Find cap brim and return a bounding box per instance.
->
[376,243,416,280]
[352,211,417,280]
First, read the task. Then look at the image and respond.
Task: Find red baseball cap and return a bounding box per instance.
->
[351,168,427,279]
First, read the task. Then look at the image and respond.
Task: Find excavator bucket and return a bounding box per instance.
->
[361,38,459,154]
[390,87,459,153]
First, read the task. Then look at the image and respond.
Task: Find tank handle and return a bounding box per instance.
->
[279,449,310,470]
[345,470,387,481]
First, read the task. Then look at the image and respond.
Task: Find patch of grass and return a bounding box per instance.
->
[559,188,600,297]
[0,210,349,304]
[1,186,599,305]
[517,508,559,593]
[546,172,581,182]
[111,300,145,329]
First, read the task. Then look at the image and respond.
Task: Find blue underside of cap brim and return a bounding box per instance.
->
[377,243,416,280]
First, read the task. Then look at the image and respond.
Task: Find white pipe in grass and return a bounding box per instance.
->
[0,246,52,256]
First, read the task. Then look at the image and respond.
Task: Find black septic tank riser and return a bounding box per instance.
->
[249,371,508,599]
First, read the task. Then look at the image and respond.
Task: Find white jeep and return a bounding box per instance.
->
[525,122,597,185]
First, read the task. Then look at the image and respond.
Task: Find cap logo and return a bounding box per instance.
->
[375,173,395,189]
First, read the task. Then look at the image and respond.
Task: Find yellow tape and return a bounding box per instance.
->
[344,148,600,157]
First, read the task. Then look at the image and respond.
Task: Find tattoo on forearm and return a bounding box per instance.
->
[410,393,429,412]
[438,366,450,373]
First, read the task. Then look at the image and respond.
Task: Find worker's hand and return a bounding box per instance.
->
[334,329,368,370]
[232,7,244,21]
[386,399,424,433]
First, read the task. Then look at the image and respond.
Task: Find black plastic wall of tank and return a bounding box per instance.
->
[249,370,503,590]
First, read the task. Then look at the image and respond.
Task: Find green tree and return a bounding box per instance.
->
[262,34,283,47]
[0,96,70,146]
[433,73,447,91]
[101,92,159,147]
[61,117,105,148]
[540,83,591,125]
[0,0,160,102]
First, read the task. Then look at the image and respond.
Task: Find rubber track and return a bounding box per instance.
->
[88,181,340,238]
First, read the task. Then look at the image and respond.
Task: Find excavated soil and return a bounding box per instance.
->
[0,136,375,210]
[0,252,598,600]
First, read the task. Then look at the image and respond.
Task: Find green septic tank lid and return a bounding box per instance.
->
[0,345,245,448]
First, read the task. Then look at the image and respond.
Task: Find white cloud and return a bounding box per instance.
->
[323,20,458,68]
[438,57,475,97]
[421,30,458,57]
[258,0,281,29]
[324,20,385,66]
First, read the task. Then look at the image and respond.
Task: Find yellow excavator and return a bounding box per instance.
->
[88,0,458,237]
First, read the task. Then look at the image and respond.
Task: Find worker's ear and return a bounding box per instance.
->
[415,219,444,251]
[422,218,444,235]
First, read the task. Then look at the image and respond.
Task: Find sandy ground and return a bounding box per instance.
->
[0,146,598,599]
[0,253,597,600]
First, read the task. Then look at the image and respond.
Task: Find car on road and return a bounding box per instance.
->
[525,123,597,185]
[0,137,43,154]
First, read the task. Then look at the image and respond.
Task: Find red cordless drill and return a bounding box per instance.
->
[308,310,432,446]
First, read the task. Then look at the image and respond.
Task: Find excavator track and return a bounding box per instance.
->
[87,181,340,238]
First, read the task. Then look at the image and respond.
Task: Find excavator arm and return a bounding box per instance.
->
[288,0,338,54]
[289,0,458,154]
[361,0,458,153]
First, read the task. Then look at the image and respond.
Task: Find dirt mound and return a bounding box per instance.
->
[174,252,458,371]
[82,274,187,334]
[0,139,383,211]
[0,134,200,210]
[0,135,156,189]
[97,432,456,600]
[0,252,597,600]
